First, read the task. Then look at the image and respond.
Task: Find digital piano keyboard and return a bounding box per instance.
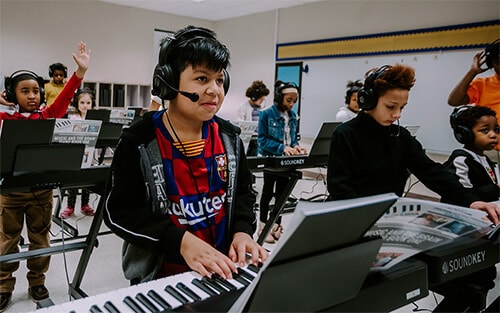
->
[35,265,260,313]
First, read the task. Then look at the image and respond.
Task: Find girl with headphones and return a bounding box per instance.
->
[44,62,68,108]
[335,79,363,122]
[257,80,307,243]
[105,26,268,285]
[61,88,97,219]
[0,42,90,311]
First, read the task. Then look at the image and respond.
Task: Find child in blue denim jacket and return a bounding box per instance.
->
[257,81,307,243]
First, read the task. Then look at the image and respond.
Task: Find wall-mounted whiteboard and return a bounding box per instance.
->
[297,49,494,155]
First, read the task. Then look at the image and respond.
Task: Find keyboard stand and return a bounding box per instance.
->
[257,169,302,245]
[1,167,110,306]
[52,187,79,237]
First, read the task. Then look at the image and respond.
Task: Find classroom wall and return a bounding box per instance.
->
[1,0,499,153]
[0,0,214,84]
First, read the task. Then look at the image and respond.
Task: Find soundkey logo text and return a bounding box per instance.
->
[280,158,305,167]
[441,250,486,275]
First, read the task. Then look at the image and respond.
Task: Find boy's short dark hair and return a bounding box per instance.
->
[451,105,497,131]
[450,105,497,144]
[152,25,230,100]
[5,70,45,104]
[159,25,230,75]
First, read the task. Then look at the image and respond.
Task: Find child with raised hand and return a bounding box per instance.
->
[0,41,90,311]
[0,41,91,121]
[104,26,268,285]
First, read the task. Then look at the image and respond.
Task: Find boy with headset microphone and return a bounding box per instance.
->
[104,25,268,285]
[0,42,90,311]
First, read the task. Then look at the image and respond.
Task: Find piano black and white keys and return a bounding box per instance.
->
[34,265,259,313]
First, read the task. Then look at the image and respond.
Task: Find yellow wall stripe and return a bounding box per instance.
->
[277,20,500,61]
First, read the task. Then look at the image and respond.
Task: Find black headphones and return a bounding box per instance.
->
[357,65,391,111]
[48,62,68,78]
[274,81,299,105]
[5,70,45,104]
[450,106,475,145]
[485,39,500,69]
[152,27,230,101]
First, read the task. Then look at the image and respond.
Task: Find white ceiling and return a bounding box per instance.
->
[100,0,324,21]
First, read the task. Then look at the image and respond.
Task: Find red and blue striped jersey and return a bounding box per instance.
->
[152,112,229,270]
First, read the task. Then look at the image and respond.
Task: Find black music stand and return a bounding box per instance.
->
[14,143,85,238]
[307,121,341,165]
[0,119,84,237]
[0,119,55,178]
[13,144,84,177]
[0,120,112,306]
[85,109,111,122]
[95,122,123,165]
[238,193,398,312]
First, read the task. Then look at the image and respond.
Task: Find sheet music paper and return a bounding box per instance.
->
[109,108,136,125]
[368,197,494,270]
[51,118,102,168]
